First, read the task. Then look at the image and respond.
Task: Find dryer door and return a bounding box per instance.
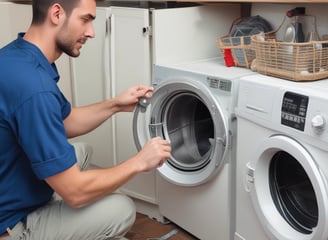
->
[246,135,328,240]
[133,78,229,186]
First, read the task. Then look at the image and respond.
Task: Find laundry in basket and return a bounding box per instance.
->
[217,15,272,68]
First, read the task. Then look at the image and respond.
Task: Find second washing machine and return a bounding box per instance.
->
[235,74,328,240]
[133,58,255,239]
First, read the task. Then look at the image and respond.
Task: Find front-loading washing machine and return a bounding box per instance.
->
[133,58,256,240]
[234,74,328,240]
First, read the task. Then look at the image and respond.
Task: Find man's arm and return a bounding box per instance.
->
[63,85,153,138]
[45,137,171,208]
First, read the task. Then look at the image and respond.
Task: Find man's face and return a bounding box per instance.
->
[56,0,96,57]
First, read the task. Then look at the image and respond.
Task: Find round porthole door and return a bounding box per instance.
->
[246,135,328,240]
[133,78,229,186]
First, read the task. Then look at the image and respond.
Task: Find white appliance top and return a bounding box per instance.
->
[236,74,328,150]
[153,58,259,114]
[157,57,256,79]
[239,74,328,95]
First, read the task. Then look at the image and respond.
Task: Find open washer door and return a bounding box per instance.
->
[133,78,229,186]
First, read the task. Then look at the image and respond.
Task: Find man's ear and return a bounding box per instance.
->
[49,3,65,25]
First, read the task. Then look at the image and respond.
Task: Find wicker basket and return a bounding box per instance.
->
[217,34,255,68]
[252,17,328,81]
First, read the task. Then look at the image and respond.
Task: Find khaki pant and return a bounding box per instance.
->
[3,142,135,240]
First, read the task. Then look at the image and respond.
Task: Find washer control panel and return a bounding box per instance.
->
[281,91,309,131]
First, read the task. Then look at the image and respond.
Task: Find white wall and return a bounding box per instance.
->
[0,1,72,102]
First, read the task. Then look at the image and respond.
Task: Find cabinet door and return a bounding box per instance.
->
[70,7,115,168]
[110,7,155,203]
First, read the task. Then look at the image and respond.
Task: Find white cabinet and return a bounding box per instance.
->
[69,6,115,168]
[69,3,151,172]
[109,6,154,201]
[0,2,73,102]
[69,4,152,169]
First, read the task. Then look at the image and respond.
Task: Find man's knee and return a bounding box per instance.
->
[107,194,136,227]
[72,142,93,170]
[95,194,136,238]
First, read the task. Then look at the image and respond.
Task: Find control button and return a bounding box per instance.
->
[311,115,326,131]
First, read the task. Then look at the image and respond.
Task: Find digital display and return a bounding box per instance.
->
[281,91,309,131]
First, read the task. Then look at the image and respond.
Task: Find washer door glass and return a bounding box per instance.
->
[248,135,328,240]
[162,92,214,171]
[269,151,318,234]
[134,78,229,186]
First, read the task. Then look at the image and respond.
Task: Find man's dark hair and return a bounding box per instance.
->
[32,0,81,25]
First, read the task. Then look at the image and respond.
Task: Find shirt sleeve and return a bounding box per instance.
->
[15,92,77,179]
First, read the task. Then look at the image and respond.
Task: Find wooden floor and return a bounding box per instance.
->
[125,212,198,240]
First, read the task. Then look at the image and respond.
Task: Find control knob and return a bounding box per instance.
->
[311,115,326,131]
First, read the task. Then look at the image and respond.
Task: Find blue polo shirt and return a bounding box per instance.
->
[0,33,77,233]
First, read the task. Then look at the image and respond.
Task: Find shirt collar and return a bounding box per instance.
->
[16,33,60,83]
